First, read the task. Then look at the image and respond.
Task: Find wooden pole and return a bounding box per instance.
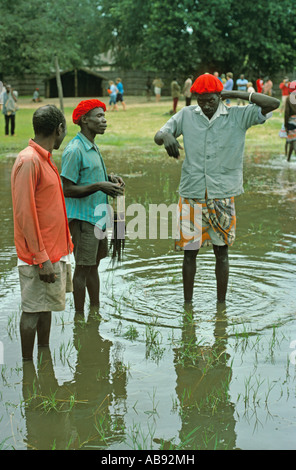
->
[54,54,64,114]
[74,68,78,97]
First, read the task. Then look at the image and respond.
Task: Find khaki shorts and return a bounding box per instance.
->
[69,219,108,266]
[18,261,72,313]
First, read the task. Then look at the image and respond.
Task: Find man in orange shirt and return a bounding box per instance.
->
[11,105,73,361]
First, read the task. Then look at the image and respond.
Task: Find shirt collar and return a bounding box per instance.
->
[194,100,229,122]
[29,139,51,160]
[77,131,97,151]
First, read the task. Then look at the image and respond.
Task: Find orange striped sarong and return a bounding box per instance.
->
[175,196,236,251]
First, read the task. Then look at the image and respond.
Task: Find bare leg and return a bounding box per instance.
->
[72,265,89,314]
[73,265,101,313]
[20,311,51,360]
[182,249,199,302]
[287,142,293,162]
[213,245,229,303]
[86,265,100,307]
[37,312,52,346]
[20,312,39,360]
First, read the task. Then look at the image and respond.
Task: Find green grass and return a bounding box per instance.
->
[0,96,285,160]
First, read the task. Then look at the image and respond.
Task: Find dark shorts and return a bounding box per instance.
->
[116,93,124,102]
[69,219,108,266]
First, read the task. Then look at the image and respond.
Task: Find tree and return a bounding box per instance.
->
[0,0,96,76]
[96,0,296,77]
[0,0,295,79]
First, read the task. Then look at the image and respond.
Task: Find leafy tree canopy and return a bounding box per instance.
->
[0,0,295,78]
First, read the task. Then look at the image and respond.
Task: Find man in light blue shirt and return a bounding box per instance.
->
[236,74,248,105]
[61,99,124,314]
[154,74,279,305]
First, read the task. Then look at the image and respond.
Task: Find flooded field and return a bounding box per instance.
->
[0,147,296,450]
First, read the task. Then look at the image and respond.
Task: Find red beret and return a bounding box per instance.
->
[288,80,296,93]
[190,73,224,94]
[72,99,106,124]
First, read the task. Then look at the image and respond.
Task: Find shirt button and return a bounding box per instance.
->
[206,155,210,160]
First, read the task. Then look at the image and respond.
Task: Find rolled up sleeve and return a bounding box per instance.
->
[12,159,49,264]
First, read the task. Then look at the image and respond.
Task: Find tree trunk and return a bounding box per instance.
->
[54,55,64,114]
[74,68,78,97]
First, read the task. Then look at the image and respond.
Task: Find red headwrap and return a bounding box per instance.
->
[190,73,224,94]
[72,99,106,124]
[288,80,296,93]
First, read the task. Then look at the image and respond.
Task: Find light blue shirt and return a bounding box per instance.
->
[61,132,108,227]
[2,91,18,115]
[160,101,270,199]
[236,78,248,91]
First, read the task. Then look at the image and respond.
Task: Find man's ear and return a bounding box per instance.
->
[80,114,88,125]
[56,122,64,135]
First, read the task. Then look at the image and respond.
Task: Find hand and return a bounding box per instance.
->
[99,181,125,198]
[162,133,183,159]
[109,173,125,187]
[39,259,56,283]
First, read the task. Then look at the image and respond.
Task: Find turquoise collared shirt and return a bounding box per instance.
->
[160,102,270,199]
[61,132,108,227]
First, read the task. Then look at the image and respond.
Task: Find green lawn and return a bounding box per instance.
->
[0,95,285,160]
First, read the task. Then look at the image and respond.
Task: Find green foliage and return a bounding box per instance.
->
[0,0,99,76]
[0,0,295,78]
[97,0,296,76]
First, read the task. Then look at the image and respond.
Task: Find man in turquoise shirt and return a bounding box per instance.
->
[154,74,279,305]
[61,99,124,315]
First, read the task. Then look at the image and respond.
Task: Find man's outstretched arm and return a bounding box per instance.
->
[221,90,280,115]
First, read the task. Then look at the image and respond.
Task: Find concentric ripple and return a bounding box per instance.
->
[100,246,296,333]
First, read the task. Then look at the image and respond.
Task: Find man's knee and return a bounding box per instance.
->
[183,248,199,261]
[213,245,229,262]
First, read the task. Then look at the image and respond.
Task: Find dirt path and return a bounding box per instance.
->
[18,95,172,109]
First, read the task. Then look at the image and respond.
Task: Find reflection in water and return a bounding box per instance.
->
[1,150,296,450]
[173,303,236,450]
[21,310,127,450]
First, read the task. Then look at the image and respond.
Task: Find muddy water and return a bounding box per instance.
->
[0,151,296,450]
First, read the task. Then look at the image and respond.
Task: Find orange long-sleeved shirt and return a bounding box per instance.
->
[11,139,73,265]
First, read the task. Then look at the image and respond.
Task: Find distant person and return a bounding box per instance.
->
[107,81,118,111]
[262,77,273,96]
[256,77,263,93]
[247,82,255,93]
[171,77,181,114]
[2,84,18,136]
[223,72,233,106]
[146,76,152,101]
[154,73,279,305]
[279,77,290,113]
[220,74,227,85]
[236,74,248,105]
[284,81,296,162]
[115,78,126,110]
[153,77,164,103]
[214,71,223,83]
[61,99,125,315]
[11,105,73,361]
[32,88,42,102]
[183,75,193,106]
[0,81,6,111]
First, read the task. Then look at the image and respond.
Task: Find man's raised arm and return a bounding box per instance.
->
[221,90,280,115]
